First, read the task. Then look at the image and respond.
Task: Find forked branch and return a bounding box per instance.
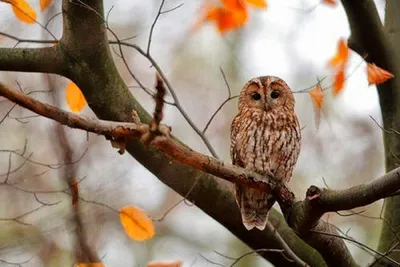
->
[2,81,400,267]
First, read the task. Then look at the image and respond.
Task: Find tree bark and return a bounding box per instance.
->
[341,0,400,265]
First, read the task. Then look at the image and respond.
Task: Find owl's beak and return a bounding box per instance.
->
[264,102,271,111]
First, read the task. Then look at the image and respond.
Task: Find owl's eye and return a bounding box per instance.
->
[252,92,261,100]
[270,91,280,99]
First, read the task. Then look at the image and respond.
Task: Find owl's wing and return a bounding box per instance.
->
[230,115,242,166]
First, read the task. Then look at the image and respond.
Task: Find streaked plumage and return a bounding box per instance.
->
[230,76,301,230]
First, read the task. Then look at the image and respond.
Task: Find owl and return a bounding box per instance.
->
[230,76,301,230]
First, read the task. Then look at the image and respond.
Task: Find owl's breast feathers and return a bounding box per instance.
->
[230,107,301,182]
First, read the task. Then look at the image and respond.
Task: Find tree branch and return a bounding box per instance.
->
[0,46,63,74]
[0,82,284,192]
[5,78,400,265]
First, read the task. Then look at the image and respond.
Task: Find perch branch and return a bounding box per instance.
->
[3,81,400,266]
[0,82,280,192]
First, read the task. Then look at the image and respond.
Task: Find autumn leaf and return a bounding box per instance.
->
[120,205,155,241]
[76,263,105,267]
[329,39,349,68]
[329,39,349,96]
[309,84,324,129]
[147,260,182,267]
[221,0,245,10]
[205,7,247,33]
[367,63,394,86]
[309,84,324,109]
[65,81,87,113]
[0,0,37,24]
[333,68,345,95]
[323,0,336,6]
[40,0,52,12]
[246,0,267,8]
[194,0,266,34]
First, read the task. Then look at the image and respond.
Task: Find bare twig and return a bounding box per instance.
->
[370,115,400,135]
[311,230,400,266]
[202,68,239,134]
[147,0,166,54]
[229,248,286,267]
[266,222,309,267]
[109,40,219,158]
[154,178,199,222]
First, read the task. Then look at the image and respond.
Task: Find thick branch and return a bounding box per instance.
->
[0,46,63,74]
[283,166,400,235]
[305,167,400,214]
[341,0,400,263]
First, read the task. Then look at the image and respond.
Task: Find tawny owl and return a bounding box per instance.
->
[230,76,301,230]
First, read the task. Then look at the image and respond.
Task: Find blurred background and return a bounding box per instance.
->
[0,0,387,266]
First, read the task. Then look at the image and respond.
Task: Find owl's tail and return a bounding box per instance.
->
[235,184,275,231]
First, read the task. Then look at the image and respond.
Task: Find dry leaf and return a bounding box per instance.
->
[222,0,245,10]
[329,39,349,68]
[329,39,349,96]
[323,0,336,6]
[309,85,324,109]
[1,0,37,24]
[367,63,394,85]
[246,0,268,8]
[40,0,51,12]
[120,205,155,241]
[147,260,182,267]
[309,85,324,129]
[205,7,247,33]
[65,81,87,113]
[76,264,104,267]
[333,68,345,95]
[194,0,266,34]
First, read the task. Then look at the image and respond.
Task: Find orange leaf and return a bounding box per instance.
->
[65,82,87,113]
[367,63,394,86]
[192,0,251,34]
[120,205,155,241]
[205,6,247,33]
[221,0,245,10]
[323,0,336,6]
[309,85,324,109]
[246,0,268,8]
[329,39,349,68]
[76,263,105,267]
[40,0,51,12]
[1,0,37,24]
[333,68,345,95]
[309,85,324,129]
[147,260,182,267]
